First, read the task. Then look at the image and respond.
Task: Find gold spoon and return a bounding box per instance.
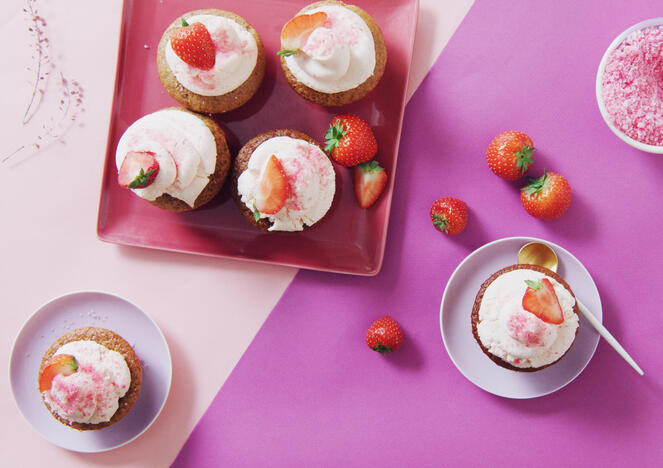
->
[518,242,644,376]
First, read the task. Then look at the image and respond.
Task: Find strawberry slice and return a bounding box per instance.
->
[171,19,216,70]
[254,155,290,215]
[354,161,387,209]
[119,151,160,189]
[522,278,564,324]
[39,354,78,392]
[278,12,328,56]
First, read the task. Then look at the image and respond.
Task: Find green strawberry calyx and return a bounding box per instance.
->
[515,145,534,175]
[277,49,298,57]
[128,168,156,189]
[252,202,261,222]
[372,341,393,354]
[521,170,549,197]
[324,122,347,152]
[432,213,450,233]
[525,279,542,290]
[358,161,384,173]
[181,18,190,27]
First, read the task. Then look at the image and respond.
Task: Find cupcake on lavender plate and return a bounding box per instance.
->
[471,264,580,372]
[115,107,231,212]
[278,1,387,106]
[38,327,142,430]
[157,9,266,114]
[232,129,336,232]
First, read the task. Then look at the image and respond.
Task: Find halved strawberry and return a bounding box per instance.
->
[39,354,78,392]
[254,155,290,216]
[354,161,387,209]
[522,278,564,324]
[278,12,328,56]
[119,151,159,189]
[171,19,216,70]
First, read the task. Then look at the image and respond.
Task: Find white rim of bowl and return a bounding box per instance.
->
[595,17,663,154]
[8,290,173,452]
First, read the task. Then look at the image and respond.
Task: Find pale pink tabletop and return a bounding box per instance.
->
[0,0,472,466]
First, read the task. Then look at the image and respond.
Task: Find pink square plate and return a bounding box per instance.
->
[97,0,419,275]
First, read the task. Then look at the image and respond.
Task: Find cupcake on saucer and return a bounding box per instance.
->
[115,107,231,212]
[157,9,266,114]
[232,129,336,232]
[278,1,387,106]
[38,327,142,430]
[471,264,580,372]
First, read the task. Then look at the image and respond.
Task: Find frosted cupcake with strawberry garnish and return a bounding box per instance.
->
[157,9,265,114]
[116,107,231,212]
[232,129,336,232]
[471,264,580,372]
[38,327,142,430]
[278,1,387,106]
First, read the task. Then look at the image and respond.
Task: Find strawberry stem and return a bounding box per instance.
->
[515,145,534,175]
[252,202,261,222]
[521,170,548,197]
[277,49,298,57]
[359,161,383,173]
[181,18,189,27]
[372,342,393,354]
[324,122,346,152]
[525,279,542,290]
[432,214,449,233]
[128,168,156,189]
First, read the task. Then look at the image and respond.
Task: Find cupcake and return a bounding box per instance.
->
[232,129,335,231]
[278,1,387,106]
[157,9,266,114]
[471,264,580,372]
[115,107,231,212]
[38,327,142,430]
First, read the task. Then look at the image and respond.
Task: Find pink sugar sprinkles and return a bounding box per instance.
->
[601,25,663,146]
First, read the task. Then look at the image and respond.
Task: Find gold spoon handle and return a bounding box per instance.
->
[577,300,644,376]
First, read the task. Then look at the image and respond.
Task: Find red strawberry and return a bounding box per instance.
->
[254,155,290,216]
[522,278,564,324]
[39,354,78,392]
[119,151,159,189]
[354,161,387,209]
[170,19,216,70]
[430,197,468,235]
[520,171,571,220]
[324,114,377,167]
[366,316,403,354]
[278,12,328,56]
[486,131,535,180]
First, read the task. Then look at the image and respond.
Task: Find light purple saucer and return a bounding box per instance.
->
[9,291,172,452]
[440,237,602,399]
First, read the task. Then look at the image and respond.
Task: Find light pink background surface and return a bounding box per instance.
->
[1,0,472,466]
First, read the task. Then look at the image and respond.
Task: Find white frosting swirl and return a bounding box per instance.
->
[165,14,258,96]
[477,269,579,369]
[43,341,131,424]
[116,109,217,207]
[237,136,335,231]
[283,5,376,93]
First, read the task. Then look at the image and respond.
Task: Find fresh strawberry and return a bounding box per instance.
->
[430,197,468,235]
[170,19,216,70]
[38,354,78,392]
[254,155,290,216]
[520,171,571,220]
[486,131,535,180]
[354,161,387,209]
[278,12,328,56]
[366,316,403,354]
[522,278,564,324]
[324,114,377,167]
[119,151,159,189]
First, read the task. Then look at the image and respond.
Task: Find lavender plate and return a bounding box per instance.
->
[440,237,602,399]
[9,291,172,452]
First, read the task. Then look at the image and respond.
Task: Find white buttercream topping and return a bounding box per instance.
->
[237,136,335,231]
[477,269,579,369]
[165,14,258,96]
[283,5,376,93]
[116,109,217,207]
[43,340,131,424]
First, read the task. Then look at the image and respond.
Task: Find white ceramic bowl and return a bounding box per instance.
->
[595,17,663,154]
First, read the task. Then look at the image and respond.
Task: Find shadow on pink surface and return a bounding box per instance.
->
[172,1,663,466]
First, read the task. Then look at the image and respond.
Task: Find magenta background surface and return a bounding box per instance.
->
[173,1,663,466]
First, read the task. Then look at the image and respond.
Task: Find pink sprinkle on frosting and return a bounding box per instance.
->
[601,25,663,146]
